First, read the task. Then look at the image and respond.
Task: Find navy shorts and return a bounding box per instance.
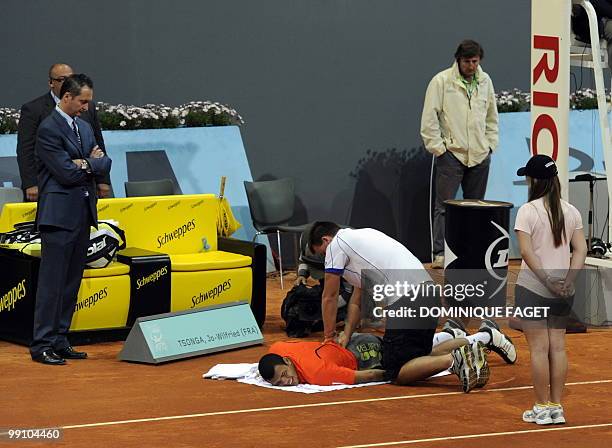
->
[515,285,573,327]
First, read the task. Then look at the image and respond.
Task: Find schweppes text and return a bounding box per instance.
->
[191,279,232,308]
[137,266,169,290]
[75,287,108,311]
[157,219,196,248]
[0,279,26,313]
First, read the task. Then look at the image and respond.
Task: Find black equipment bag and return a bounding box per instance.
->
[281,283,347,338]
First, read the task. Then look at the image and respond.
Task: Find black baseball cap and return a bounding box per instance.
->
[516,154,558,179]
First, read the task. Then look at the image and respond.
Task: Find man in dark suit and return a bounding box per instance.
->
[16,63,110,202]
[30,74,112,365]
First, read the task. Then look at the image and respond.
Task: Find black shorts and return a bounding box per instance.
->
[381,328,435,382]
[514,285,573,326]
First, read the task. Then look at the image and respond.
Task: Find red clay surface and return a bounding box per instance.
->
[1,270,610,447]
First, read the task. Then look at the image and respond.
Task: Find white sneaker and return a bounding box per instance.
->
[442,318,468,339]
[479,319,517,364]
[450,345,478,393]
[549,405,566,424]
[523,404,553,425]
[443,327,467,339]
[442,318,469,338]
[471,342,490,388]
[431,255,445,269]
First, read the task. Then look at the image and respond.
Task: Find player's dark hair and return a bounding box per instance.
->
[258,353,285,381]
[308,221,340,252]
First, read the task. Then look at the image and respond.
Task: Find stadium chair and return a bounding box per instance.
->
[124,179,175,197]
[244,177,306,289]
[0,187,23,214]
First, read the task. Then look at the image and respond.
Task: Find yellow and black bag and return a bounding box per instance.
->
[0,220,126,268]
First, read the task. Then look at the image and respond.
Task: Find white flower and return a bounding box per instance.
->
[120,120,126,127]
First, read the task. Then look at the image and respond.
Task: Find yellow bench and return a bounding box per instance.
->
[0,194,266,343]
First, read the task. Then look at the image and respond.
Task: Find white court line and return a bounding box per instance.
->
[1,379,610,434]
[337,423,612,447]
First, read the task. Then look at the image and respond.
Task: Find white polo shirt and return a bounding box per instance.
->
[324,228,431,306]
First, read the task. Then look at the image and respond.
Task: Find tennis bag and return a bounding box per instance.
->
[281,283,347,338]
[0,220,126,269]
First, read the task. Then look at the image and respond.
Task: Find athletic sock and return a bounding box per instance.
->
[432,331,454,347]
[466,332,491,345]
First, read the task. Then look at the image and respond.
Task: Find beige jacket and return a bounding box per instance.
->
[420,62,499,167]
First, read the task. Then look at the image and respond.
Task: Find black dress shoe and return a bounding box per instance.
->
[32,350,66,365]
[55,346,88,359]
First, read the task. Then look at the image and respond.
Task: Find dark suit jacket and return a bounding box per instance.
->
[16,92,108,190]
[35,110,112,231]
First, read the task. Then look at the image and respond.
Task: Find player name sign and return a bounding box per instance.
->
[119,301,263,364]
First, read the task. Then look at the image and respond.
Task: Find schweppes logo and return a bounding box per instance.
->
[136,266,169,290]
[157,219,196,248]
[191,279,232,308]
[0,279,26,313]
[75,287,108,312]
[144,202,158,212]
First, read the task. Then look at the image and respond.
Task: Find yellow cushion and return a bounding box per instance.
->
[170,251,252,271]
[83,261,130,278]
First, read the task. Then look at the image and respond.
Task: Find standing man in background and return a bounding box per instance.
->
[16,63,110,202]
[420,40,499,269]
[30,74,111,365]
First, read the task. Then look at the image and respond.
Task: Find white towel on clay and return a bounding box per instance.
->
[203,363,450,394]
[203,363,387,393]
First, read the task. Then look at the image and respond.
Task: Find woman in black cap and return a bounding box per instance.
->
[514,154,587,426]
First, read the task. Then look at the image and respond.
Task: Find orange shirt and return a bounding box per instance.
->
[269,341,357,386]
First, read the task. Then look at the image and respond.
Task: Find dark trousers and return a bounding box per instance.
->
[432,151,491,256]
[30,202,90,357]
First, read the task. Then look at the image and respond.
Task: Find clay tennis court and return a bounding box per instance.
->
[1,269,611,448]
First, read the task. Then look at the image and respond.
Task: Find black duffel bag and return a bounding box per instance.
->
[281,283,347,338]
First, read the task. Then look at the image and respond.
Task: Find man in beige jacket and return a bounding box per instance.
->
[420,40,499,268]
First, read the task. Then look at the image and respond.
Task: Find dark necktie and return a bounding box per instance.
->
[71,120,82,149]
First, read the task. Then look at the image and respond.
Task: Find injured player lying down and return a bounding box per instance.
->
[304,222,517,392]
[258,333,386,386]
[258,328,495,391]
